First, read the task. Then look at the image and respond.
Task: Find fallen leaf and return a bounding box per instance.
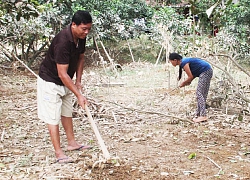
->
[188,152,196,159]
[0,163,5,168]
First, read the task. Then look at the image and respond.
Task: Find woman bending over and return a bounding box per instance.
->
[169,53,213,123]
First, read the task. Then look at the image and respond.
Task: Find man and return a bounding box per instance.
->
[37,10,92,163]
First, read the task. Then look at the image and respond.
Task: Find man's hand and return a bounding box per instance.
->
[77,94,88,109]
[75,81,83,92]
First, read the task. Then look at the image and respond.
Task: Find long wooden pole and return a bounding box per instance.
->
[84,104,111,160]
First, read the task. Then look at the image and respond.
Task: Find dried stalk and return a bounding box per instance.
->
[207,156,221,169]
[0,42,38,78]
[207,57,250,103]
[210,53,250,77]
[207,156,223,176]
[155,45,163,66]
[99,41,114,64]
[1,128,5,142]
[106,100,193,124]
[127,40,135,62]
[93,36,107,73]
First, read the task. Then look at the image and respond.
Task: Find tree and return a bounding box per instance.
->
[0,0,73,66]
[218,0,250,57]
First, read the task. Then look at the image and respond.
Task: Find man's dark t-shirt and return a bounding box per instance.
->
[39,24,86,86]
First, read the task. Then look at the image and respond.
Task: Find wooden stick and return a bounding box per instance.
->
[99,41,113,64]
[1,128,5,142]
[106,100,193,124]
[0,42,38,78]
[207,156,221,169]
[84,104,111,160]
[127,40,135,62]
[155,45,163,66]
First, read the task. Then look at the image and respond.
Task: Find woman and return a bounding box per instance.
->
[169,53,213,122]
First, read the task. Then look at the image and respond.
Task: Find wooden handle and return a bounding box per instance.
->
[84,104,111,160]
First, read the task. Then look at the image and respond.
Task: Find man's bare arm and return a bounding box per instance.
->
[57,63,87,108]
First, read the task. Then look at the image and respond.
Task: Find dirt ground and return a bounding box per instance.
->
[1,62,250,180]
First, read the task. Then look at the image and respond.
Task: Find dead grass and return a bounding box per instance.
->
[0,62,250,180]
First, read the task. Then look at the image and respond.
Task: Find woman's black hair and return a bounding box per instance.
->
[169,53,183,81]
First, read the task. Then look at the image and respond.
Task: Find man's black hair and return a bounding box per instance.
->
[72,10,92,25]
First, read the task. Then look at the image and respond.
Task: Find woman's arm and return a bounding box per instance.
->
[180,63,194,87]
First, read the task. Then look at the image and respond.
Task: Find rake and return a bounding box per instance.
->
[84,104,120,168]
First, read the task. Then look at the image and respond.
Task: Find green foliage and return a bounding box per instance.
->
[217,0,250,57]
[222,0,250,39]
[0,1,64,65]
[151,6,188,35]
[0,0,250,67]
[0,0,87,65]
[0,0,39,21]
[72,0,154,40]
[100,34,161,64]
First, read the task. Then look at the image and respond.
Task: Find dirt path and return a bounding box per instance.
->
[1,63,250,180]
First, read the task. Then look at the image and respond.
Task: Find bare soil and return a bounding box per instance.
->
[1,62,250,180]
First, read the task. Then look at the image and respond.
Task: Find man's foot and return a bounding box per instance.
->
[56,157,74,164]
[193,116,208,123]
[67,145,92,151]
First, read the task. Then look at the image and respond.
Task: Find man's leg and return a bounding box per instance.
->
[38,79,74,162]
[48,124,67,159]
[61,116,92,150]
[61,116,82,150]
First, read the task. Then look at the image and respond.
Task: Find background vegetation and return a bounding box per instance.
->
[1,0,250,106]
[0,0,249,66]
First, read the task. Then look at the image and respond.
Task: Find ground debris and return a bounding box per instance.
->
[1,63,250,180]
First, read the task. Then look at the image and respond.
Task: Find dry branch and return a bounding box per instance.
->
[0,42,38,78]
[210,53,250,77]
[0,65,12,69]
[99,41,114,64]
[127,40,135,62]
[105,100,193,124]
[96,82,125,87]
[155,46,163,66]
[207,56,250,103]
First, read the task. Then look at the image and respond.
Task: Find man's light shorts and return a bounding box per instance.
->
[37,77,73,125]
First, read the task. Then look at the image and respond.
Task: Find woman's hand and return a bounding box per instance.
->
[180,63,193,87]
[180,81,191,88]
